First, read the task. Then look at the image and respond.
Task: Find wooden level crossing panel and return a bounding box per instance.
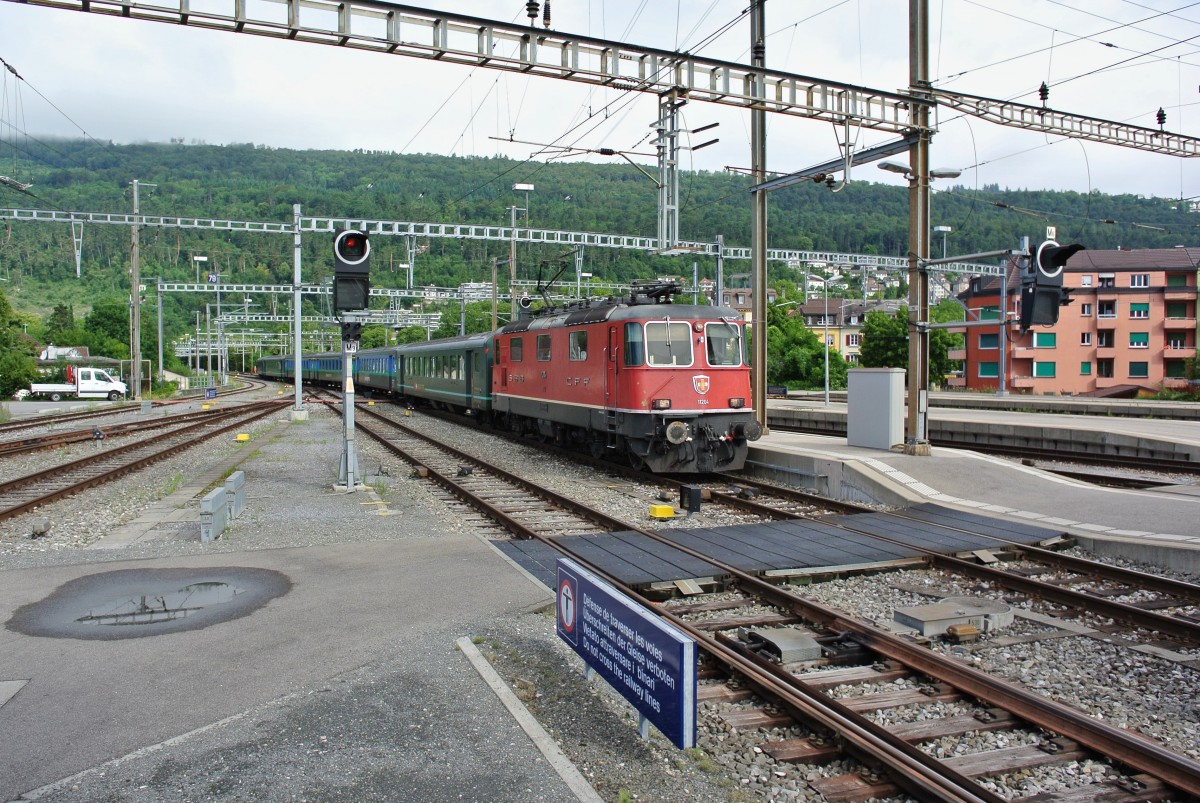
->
[496,505,1067,589]
[891,503,1067,544]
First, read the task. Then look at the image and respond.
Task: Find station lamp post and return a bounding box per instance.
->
[934,225,952,259]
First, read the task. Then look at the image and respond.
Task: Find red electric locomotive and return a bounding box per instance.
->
[491,280,762,473]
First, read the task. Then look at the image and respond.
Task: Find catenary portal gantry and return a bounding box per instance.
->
[0,207,1009,276]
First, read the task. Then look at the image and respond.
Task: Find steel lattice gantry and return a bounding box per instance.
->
[0,208,1008,276]
[7,0,925,134]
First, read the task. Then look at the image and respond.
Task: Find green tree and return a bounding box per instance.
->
[859,306,957,384]
[42,303,77,343]
[394,325,428,344]
[0,291,39,397]
[765,303,848,390]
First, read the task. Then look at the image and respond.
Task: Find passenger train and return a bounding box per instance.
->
[257,281,762,473]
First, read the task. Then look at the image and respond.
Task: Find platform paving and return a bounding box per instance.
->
[0,410,596,803]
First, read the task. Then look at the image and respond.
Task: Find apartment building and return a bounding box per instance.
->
[952,248,1198,396]
[794,298,904,364]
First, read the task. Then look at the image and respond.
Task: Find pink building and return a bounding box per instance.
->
[952,248,1198,396]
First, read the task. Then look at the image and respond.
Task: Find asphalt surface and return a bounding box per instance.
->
[0,410,581,802]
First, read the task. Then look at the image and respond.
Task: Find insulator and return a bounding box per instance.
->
[542,0,551,28]
[526,2,539,23]
[1038,82,1049,105]
[1157,107,1167,128]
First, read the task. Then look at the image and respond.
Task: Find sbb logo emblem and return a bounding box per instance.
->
[692,375,711,394]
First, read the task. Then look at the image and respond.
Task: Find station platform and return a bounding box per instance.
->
[767,399,1200,462]
[745,427,1200,573]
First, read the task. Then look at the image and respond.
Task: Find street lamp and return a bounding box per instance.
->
[934,225,952,259]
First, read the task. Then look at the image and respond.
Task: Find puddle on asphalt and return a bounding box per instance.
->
[5,568,291,640]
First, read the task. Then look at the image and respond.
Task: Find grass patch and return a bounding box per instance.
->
[163,472,184,495]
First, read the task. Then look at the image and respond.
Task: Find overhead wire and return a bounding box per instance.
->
[936,0,1200,86]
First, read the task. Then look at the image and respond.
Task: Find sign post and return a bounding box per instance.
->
[556,557,696,749]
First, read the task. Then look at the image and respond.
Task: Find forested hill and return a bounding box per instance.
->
[0,137,1193,314]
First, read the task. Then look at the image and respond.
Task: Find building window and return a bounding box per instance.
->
[1129,303,1149,319]
[1098,301,1116,318]
[1034,332,1056,348]
[1034,361,1056,378]
[1166,360,1187,378]
[978,333,999,349]
[979,306,1000,321]
[1080,302,1093,317]
[1097,330,1114,348]
[1129,361,1149,378]
[1168,336,1188,350]
[1097,359,1114,378]
[1129,332,1149,349]
[1079,275,1093,287]
[846,333,861,347]
[1080,332,1092,346]
[1167,273,1189,287]
[1098,274,1115,288]
[1080,361,1092,375]
[1166,301,1189,318]
[1130,274,1149,288]
[978,362,999,378]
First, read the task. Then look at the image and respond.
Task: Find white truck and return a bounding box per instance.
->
[30,366,128,401]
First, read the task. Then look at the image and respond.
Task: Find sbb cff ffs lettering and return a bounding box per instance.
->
[1019,239,1084,331]
[333,229,371,312]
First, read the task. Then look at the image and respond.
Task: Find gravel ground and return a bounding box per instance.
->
[2,392,1198,802]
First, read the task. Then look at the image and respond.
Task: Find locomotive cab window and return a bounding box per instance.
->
[511,337,523,362]
[705,322,742,366]
[624,323,644,366]
[537,334,552,361]
[645,321,694,366]
[569,331,588,361]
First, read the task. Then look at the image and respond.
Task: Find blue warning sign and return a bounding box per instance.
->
[555,557,696,749]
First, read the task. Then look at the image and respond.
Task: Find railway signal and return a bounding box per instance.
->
[333,229,371,311]
[1019,240,1085,330]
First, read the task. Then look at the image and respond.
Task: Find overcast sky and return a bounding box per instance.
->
[2,0,1199,213]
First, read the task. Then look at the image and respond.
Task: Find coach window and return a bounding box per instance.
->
[645,321,694,366]
[511,337,523,362]
[623,323,644,366]
[705,322,742,366]
[537,334,552,361]
[569,331,588,361]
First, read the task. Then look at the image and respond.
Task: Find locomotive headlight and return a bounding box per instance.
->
[652,398,672,410]
[665,421,690,445]
[728,397,745,408]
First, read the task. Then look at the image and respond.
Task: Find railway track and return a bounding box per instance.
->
[0,407,241,459]
[0,399,287,523]
[324,400,1200,800]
